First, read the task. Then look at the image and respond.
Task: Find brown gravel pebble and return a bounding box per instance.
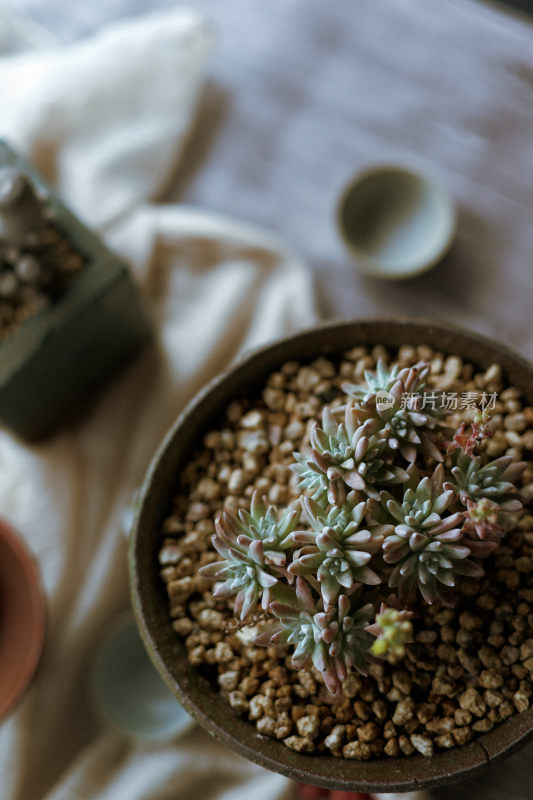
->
[218,670,240,691]
[501,645,520,665]
[479,669,504,689]
[513,691,530,712]
[343,740,372,760]
[392,697,415,726]
[372,700,388,723]
[275,713,293,739]
[454,709,472,727]
[256,716,276,737]
[357,722,380,742]
[520,640,533,661]
[384,738,401,757]
[392,671,412,694]
[459,688,487,718]
[297,715,320,738]
[353,700,371,721]
[453,727,473,746]
[410,734,434,757]
[159,347,533,762]
[240,677,260,695]
[484,689,503,708]
[472,718,494,733]
[500,701,515,719]
[324,724,346,752]
[228,691,249,714]
[431,675,456,696]
[284,735,315,753]
[398,734,415,756]
[435,733,455,749]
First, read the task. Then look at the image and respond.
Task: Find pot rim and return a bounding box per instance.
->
[0,518,46,719]
[129,317,533,792]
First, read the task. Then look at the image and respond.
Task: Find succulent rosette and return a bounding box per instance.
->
[342,358,404,400]
[448,408,494,456]
[462,497,505,542]
[199,491,300,619]
[199,529,276,620]
[387,531,483,607]
[447,450,526,508]
[288,495,382,607]
[366,602,414,663]
[234,490,300,565]
[380,466,486,605]
[292,402,408,504]
[254,577,374,693]
[342,359,444,463]
[381,465,458,545]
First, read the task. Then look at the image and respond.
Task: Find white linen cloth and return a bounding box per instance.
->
[0,7,316,800]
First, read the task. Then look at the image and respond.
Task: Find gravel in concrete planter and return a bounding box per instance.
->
[130,319,533,794]
[0,140,151,440]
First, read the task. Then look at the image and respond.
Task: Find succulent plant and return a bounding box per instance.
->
[199,355,527,691]
[447,450,526,507]
[288,495,382,607]
[462,497,505,542]
[292,403,409,504]
[199,522,276,620]
[381,465,459,541]
[342,358,405,400]
[291,450,331,506]
[233,490,300,565]
[379,466,487,605]
[254,577,374,693]
[387,530,484,606]
[343,360,445,464]
[366,602,414,663]
[449,408,494,456]
[198,491,299,619]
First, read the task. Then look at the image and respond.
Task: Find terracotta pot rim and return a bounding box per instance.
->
[0,518,45,719]
[129,317,533,792]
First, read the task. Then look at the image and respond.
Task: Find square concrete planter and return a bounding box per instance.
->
[0,140,151,440]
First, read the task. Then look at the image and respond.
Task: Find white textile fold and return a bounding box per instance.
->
[0,6,316,800]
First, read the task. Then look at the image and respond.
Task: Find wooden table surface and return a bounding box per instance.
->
[9,0,533,353]
[5,1,533,797]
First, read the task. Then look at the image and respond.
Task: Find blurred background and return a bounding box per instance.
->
[4,0,532,349]
[0,2,532,800]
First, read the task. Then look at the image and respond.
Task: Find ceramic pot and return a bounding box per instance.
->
[0,140,152,441]
[0,519,45,719]
[129,318,533,793]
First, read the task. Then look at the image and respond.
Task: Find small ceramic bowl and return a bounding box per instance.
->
[90,612,195,741]
[0,519,45,719]
[337,165,456,279]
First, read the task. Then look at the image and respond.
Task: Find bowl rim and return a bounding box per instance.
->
[0,517,45,719]
[336,164,457,280]
[129,317,533,793]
